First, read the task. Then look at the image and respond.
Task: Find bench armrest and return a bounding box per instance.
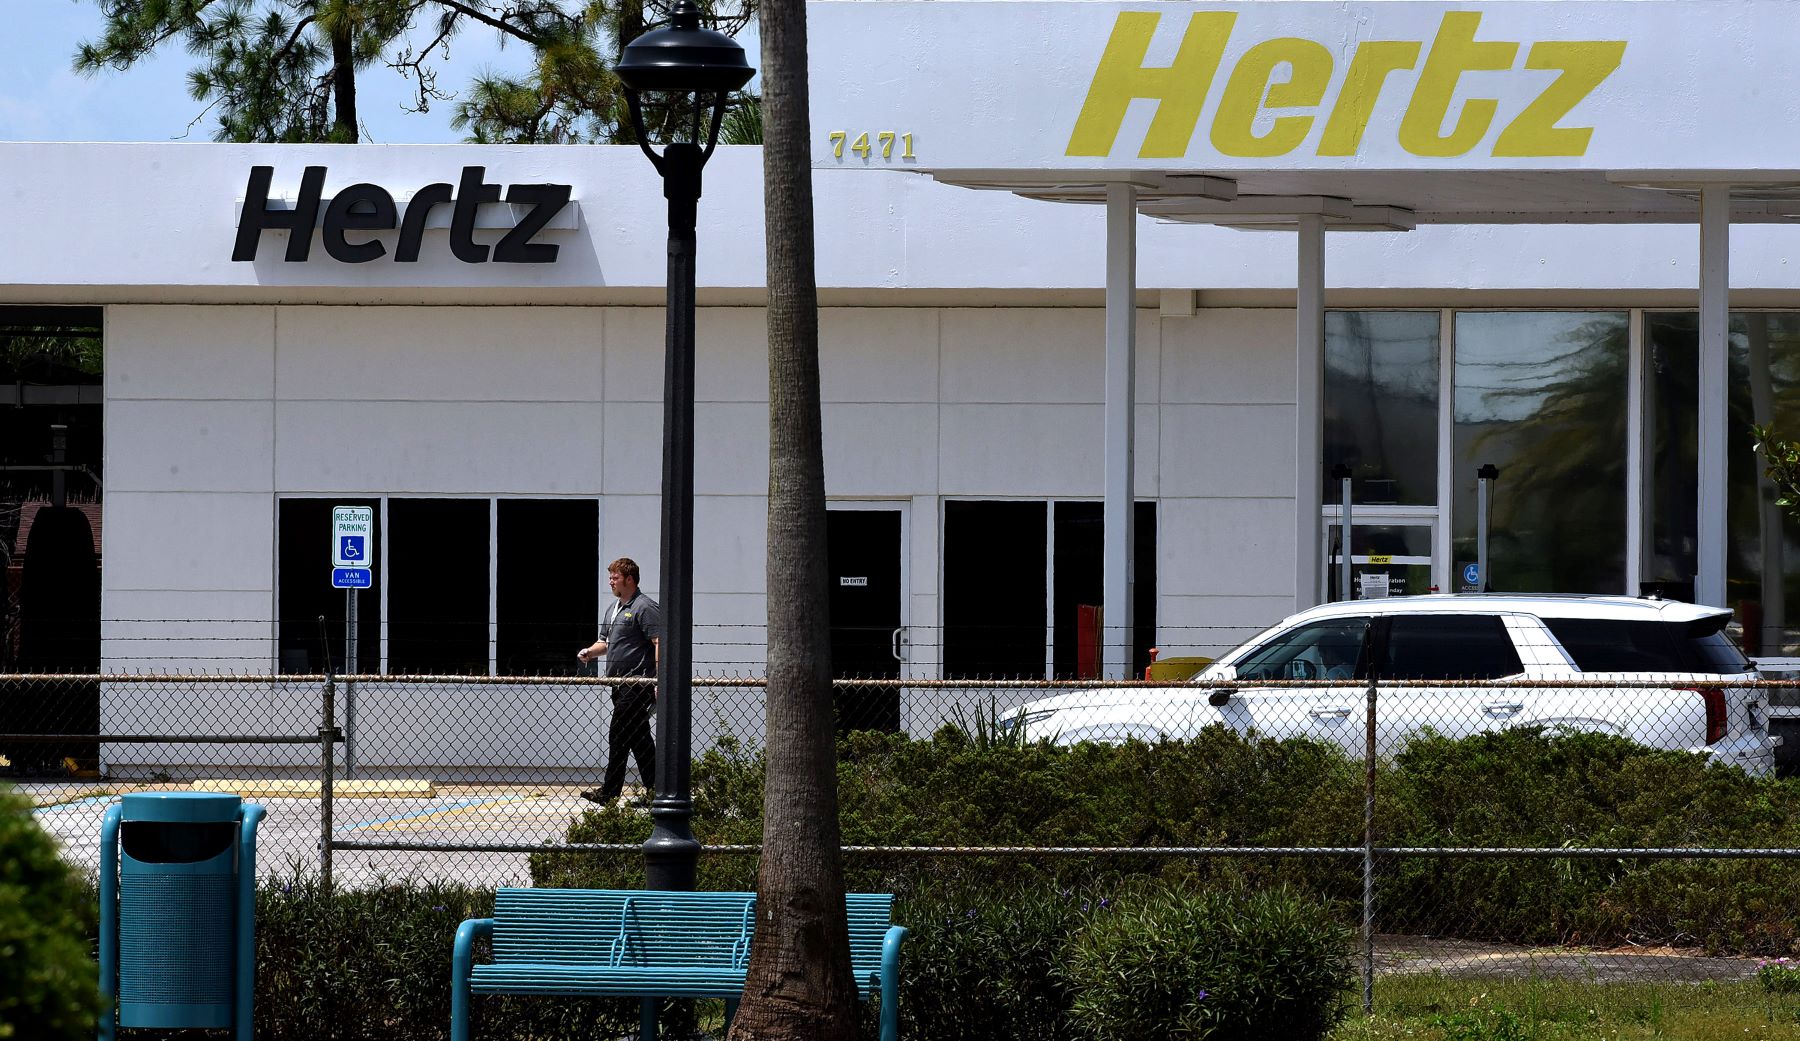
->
[451,918,495,1041]
[879,925,909,1041]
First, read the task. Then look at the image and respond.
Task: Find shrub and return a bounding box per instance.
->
[1759,956,1800,994]
[535,725,1800,955]
[1380,727,1800,951]
[894,882,1094,1041]
[1060,884,1354,1041]
[0,783,102,1041]
[533,726,1366,902]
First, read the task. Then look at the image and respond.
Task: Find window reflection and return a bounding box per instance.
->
[1452,312,1628,593]
[1648,312,1800,654]
[1324,311,1439,506]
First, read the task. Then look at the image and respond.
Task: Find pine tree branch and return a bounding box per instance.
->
[430,1,547,44]
[387,4,459,112]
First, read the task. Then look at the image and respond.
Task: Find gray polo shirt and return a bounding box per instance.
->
[602,591,663,678]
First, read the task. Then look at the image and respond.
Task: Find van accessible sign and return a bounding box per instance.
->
[809,1,1800,172]
[233,165,572,264]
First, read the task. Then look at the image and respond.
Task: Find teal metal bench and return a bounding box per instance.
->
[450,888,907,1041]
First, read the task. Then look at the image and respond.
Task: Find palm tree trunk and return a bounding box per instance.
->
[727,0,859,1035]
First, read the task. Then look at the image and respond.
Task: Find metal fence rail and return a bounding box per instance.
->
[8,667,1800,1002]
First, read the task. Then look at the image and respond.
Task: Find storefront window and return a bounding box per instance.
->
[0,306,103,674]
[1324,311,1440,506]
[1453,312,1629,593]
[1648,312,1800,654]
[277,496,598,675]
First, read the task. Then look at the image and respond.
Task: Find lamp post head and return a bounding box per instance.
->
[615,2,755,96]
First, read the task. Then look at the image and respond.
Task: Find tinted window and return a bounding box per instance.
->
[1381,615,1521,679]
[1236,620,1369,682]
[1545,616,1751,674]
[1452,311,1628,593]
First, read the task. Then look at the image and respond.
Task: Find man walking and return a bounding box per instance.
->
[576,558,661,805]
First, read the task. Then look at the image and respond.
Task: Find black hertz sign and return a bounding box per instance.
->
[232,165,572,264]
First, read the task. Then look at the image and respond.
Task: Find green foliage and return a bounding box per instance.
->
[1761,957,1800,995]
[73,1,755,144]
[1380,728,1800,952]
[1061,884,1354,1041]
[719,93,763,145]
[1,331,103,378]
[534,726,1367,900]
[0,784,102,1041]
[540,725,1800,956]
[1754,424,1800,513]
[895,883,1092,1041]
[1426,1007,1532,1041]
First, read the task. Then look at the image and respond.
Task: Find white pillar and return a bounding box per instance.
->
[1103,184,1137,679]
[1697,185,1730,608]
[1295,214,1326,611]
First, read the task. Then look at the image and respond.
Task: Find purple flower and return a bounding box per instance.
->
[1100,898,1111,909]
[1197,990,1210,1002]
[1082,901,1090,912]
[434,905,447,912]
[965,910,977,919]
[282,883,292,894]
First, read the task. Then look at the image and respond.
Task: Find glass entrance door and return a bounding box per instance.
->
[1321,510,1437,601]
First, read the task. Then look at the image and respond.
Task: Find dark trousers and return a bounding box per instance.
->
[599,689,656,801]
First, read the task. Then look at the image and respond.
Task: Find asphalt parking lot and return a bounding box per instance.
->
[25,782,626,888]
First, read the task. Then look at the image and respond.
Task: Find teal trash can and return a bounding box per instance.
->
[98,792,265,1041]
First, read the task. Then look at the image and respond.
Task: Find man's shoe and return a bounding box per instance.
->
[579,789,613,805]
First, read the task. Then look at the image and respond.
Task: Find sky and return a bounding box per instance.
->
[0,2,568,143]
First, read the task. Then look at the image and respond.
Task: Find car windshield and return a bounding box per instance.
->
[1234,619,1368,682]
[1542,615,1752,674]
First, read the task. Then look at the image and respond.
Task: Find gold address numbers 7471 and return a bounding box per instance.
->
[827,131,915,160]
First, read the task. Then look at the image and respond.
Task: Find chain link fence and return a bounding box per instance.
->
[8,620,1800,1003]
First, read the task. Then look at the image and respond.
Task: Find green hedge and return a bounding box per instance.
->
[67,725,1800,1039]
[536,726,1800,954]
[95,876,1346,1041]
[1062,885,1353,1041]
[531,727,1367,899]
[0,783,103,1041]
[1380,729,1800,952]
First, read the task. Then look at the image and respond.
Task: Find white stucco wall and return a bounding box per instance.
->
[95,299,1305,771]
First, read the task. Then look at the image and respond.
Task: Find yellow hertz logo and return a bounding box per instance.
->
[1067,11,1626,159]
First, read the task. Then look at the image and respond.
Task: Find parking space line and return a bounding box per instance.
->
[32,795,121,815]
[344,796,529,832]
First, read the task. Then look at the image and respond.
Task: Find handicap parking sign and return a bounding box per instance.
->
[332,506,375,570]
[1461,562,1481,588]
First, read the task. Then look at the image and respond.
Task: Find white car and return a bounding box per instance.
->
[1005,595,1780,776]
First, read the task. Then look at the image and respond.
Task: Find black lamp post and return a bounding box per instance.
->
[615,1,754,892]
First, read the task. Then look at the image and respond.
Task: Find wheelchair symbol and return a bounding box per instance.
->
[340,536,365,561]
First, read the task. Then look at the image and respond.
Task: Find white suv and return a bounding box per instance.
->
[1007,595,1780,776]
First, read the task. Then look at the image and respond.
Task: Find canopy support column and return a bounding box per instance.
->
[1103,183,1137,680]
[1295,214,1325,610]
[1697,185,1730,608]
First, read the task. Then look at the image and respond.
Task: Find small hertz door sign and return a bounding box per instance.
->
[233,166,573,264]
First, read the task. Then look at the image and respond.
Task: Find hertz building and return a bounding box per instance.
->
[3,0,1800,772]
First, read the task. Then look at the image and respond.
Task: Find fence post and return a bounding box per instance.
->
[320,674,338,891]
[1362,673,1377,1014]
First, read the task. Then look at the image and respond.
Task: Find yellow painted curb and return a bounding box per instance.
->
[191,779,436,799]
